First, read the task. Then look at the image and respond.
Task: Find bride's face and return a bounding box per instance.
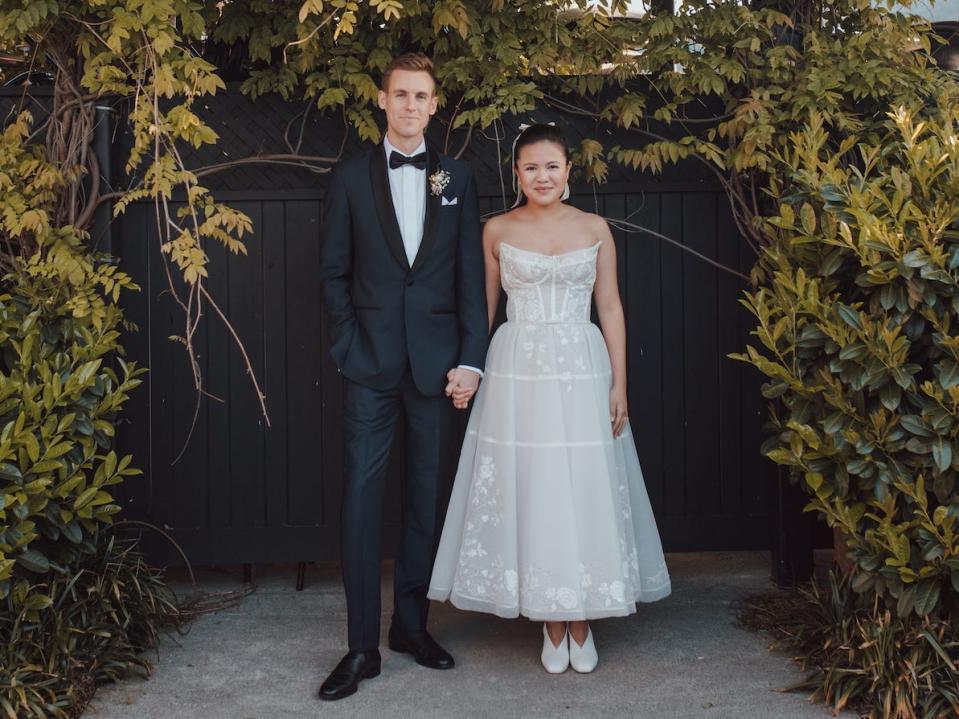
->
[514,141,570,207]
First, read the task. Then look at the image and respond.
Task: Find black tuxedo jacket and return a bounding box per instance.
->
[319,142,488,396]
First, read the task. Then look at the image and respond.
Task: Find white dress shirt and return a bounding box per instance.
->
[382,136,483,380]
[384,135,426,267]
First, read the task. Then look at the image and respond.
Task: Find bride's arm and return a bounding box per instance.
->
[593,218,628,437]
[482,217,503,332]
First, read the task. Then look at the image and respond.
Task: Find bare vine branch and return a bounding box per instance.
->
[193,153,337,178]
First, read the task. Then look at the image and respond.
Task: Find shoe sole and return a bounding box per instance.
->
[388,639,455,670]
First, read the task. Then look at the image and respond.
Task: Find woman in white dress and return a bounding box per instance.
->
[427,124,670,674]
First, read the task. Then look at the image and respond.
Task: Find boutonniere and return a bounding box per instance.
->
[429,169,451,196]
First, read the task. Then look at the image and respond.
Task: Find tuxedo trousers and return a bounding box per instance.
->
[340,369,453,651]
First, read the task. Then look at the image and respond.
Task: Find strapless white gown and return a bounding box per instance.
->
[427,241,671,620]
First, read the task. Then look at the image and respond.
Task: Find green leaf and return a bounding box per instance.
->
[938,360,959,389]
[23,593,52,611]
[761,380,789,398]
[22,431,39,464]
[44,442,73,459]
[76,360,102,386]
[800,203,816,234]
[891,366,915,390]
[913,579,940,617]
[838,342,868,361]
[880,382,901,411]
[897,586,915,617]
[317,87,348,110]
[0,462,22,481]
[836,304,862,330]
[16,548,49,573]
[900,415,932,437]
[74,487,98,510]
[61,520,82,544]
[934,473,956,503]
[933,438,952,473]
[903,250,926,268]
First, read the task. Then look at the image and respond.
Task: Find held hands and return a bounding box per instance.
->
[446,368,480,409]
[610,385,628,438]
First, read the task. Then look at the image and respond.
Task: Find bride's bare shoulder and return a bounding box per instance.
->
[483,211,515,253]
[483,210,524,236]
[484,212,506,232]
[561,205,608,233]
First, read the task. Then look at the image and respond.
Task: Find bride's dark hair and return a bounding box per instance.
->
[512,123,570,165]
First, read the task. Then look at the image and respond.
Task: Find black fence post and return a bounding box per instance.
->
[769,465,814,586]
[92,103,114,254]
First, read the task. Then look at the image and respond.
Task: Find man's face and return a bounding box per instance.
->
[378,69,438,141]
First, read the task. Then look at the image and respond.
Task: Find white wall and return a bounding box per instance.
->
[621,0,959,21]
[898,0,959,21]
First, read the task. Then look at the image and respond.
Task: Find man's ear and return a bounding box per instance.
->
[429,95,438,116]
[377,89,387,111]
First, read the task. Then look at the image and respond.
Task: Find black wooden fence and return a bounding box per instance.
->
[105,88,778,565]
[0,84,783,567]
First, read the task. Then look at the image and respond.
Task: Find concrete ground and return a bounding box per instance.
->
[85,551,853,719]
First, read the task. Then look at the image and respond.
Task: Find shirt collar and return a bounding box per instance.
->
[384,134,427,164]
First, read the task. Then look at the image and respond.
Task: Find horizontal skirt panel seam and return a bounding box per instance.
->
[468,430,614,448]
[504,321,592,325]
[486,370,611,381]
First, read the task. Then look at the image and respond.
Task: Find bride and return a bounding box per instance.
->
[427,123,671,674]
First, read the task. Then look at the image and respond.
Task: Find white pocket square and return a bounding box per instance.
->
[441,196,458,206]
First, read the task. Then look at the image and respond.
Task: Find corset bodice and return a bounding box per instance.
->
[499,242,600,324]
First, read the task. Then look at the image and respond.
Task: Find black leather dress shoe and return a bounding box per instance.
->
[387,627,455,669]
[318,650,381,700]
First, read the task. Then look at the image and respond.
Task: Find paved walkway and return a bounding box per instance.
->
[85,552,852,719]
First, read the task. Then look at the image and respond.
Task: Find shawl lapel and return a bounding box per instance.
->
[369,145,411,271]
[411,145,442,273]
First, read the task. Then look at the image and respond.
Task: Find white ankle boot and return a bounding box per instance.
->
[569,626,598,673]
[541,623,569,674]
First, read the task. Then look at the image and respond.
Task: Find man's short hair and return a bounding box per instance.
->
[381,52,437,92]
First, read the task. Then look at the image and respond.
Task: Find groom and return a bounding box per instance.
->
[318,53,487,700]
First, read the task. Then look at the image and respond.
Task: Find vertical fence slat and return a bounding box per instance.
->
[682,193,721,523]
[263,200,289,528]
[717,196,746,517]
[626,191,664,515]
[659,192,686,521]
[285,199,326,529]
[227,202,265,532]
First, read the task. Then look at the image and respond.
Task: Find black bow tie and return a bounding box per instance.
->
[389,150,427,170]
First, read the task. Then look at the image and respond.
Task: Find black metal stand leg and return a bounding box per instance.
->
[296,562,307,591]
[243,563,254,584]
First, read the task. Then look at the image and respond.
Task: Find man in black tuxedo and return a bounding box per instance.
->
[318,53,487,701]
